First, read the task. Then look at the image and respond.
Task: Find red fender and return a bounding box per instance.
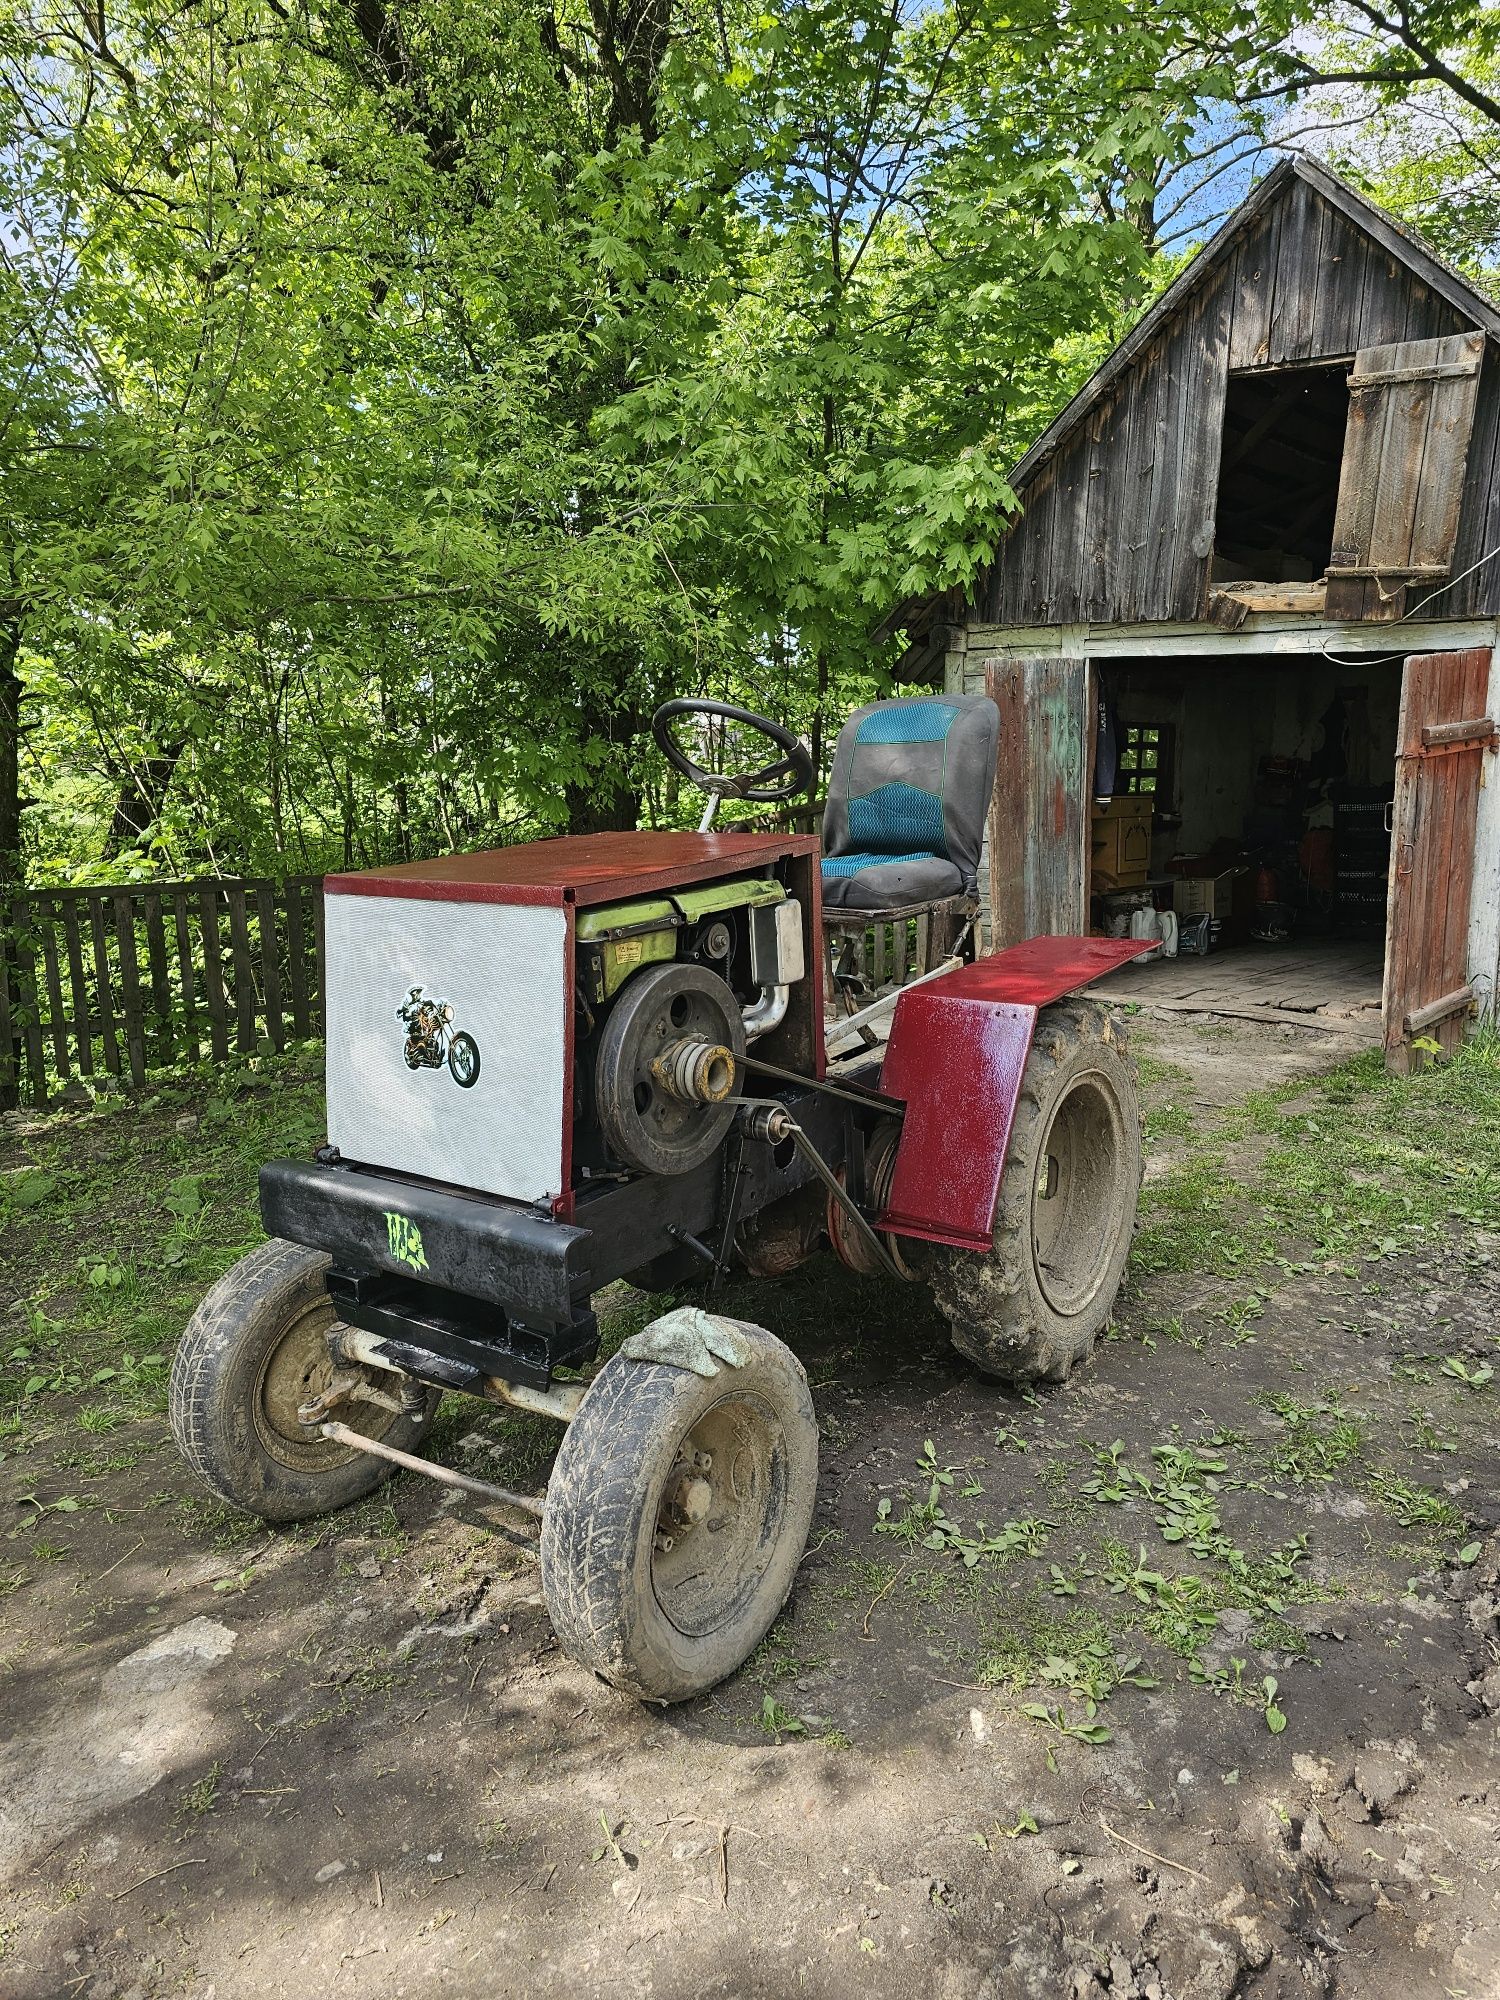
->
[875,937,1152,1251]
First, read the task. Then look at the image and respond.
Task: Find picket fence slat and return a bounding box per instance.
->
[143,891,173,1067]
[198,888,231,1062]
[283,884,309,1038]
[0,874,328,1108]
[40,922,70,1080]
[173,896,200,1062]
[60,901,93,1077]
[226,888,257,1055]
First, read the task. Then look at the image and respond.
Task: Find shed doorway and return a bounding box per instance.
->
[1087,653,1402,1034]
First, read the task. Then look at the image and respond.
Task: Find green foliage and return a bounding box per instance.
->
[0,0,1216,881]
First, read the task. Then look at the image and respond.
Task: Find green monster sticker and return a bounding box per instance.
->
[384,1210,429,1274]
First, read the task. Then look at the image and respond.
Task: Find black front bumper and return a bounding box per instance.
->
[260,1159,598,1387]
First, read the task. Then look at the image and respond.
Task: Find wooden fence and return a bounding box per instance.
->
[1,875,325,1108]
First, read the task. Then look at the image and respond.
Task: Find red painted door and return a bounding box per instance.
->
[1382,647,1496,1072]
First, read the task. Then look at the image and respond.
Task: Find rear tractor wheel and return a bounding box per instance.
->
[170,1239,440,1523]
[922,999,1141,1385]
[540,1311,817,1702]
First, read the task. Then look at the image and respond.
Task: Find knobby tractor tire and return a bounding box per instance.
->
[921,999,1142,1385]
[540,1318,818,1703]
[170,1238,439,1523]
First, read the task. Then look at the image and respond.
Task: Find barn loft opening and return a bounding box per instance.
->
[1090,652,1402,1030]
[1210,364,1351,585]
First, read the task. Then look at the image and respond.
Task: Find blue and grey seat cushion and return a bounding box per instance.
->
[820,693,1001,911]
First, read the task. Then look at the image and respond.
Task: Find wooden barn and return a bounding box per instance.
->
[891,155,1500,1069]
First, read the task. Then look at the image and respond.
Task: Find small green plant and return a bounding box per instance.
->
[1261,1676,1287,1734]
[1018,1699,1112,1751]
[758,1694,806,1741]
[1258,1392,1365,1484]
[974,1810,1040,1846]
[1369,1472,1465,1533]
[175,1762,222,1819]
[876,1445,1052,1567]
[1439,1355,1493,1392]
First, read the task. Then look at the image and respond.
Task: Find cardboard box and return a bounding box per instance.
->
[1172,869,1241,920]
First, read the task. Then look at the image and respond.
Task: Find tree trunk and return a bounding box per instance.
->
[565,766,640,836]
[103,742,185,858]
[0,616,22,1109]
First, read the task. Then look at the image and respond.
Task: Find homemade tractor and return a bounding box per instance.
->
[171,695,1148,1701]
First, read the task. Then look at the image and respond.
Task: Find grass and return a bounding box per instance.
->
[0,1051,327,1459]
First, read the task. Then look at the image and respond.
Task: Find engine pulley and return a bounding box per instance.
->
[596,962,747,1176]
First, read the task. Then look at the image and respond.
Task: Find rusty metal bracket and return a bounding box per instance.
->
[1413,718,1500,757]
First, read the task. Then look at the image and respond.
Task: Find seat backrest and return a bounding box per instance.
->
[821,694,1000,889]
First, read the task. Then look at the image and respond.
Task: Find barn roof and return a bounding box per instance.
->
[1008,155,1500,496]
[877,156,1500,658]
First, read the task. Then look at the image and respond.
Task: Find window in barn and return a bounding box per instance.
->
[1116,723,1175,803]
[1211,364,1351,585]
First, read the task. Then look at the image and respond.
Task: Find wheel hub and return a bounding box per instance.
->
[253,1303,401,1474]
[649,1397,784,1639]
[1031,1069,1127,1317]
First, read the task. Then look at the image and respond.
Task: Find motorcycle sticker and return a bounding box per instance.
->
[396,985,482,1089]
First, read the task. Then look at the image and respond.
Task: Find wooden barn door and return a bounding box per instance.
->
[1382,647,1496,1072]
[1325,332,1485,623]
[984,656,1091,948]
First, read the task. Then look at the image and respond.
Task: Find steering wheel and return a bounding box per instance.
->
[651,699,814,807]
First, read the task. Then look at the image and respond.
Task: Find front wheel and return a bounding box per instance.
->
[540,1315,818,1702]
[921,1000,1142,1384]
[448,1031,481,1087]
[169,1239,439,1522]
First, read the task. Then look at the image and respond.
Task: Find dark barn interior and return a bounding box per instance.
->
[1211,365,1352,585]
[1090,654,1401,1023]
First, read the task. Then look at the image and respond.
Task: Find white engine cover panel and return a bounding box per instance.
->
[324,891,568,1204]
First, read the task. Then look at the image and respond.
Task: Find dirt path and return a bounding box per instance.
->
[3,1019,1500,1999]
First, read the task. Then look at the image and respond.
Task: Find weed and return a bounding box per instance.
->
[1401,1406,1457,1453]
[1439,1355,1493,1392]
[876,1445,1053,1567]
[175,1762,221,1819]
[1369,1473,1465,1534]
[1017,1699,1112,1750]
[1258,1392,1366,1483]
[758,1694,806,1740]
[974,1811,1040,1846]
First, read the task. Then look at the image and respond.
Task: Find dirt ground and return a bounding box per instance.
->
[3,1010,1500,2000]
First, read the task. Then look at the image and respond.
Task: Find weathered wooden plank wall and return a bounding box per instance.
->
[0,875,325,1109]
[977,174,1496,631]
[984,656,1090,945]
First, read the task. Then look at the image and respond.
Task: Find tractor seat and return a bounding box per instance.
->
[820,694,1000,910]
